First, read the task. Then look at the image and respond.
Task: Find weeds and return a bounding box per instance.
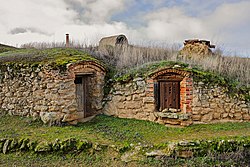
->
[1,41,249,86]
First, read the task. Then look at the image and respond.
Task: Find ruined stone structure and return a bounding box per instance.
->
[0,61,106,125]
[180,39,215,58]
[98,34,128,52]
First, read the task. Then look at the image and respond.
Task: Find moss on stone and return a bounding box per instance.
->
[35,141,52,152]
[113,61,188,82]
[76,139,92,150]
[0,48,100,71]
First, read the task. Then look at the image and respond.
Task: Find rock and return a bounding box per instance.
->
[78,115,96,123]
[76,140,92,150]
[180,120,193,126]
[201,113,213,122]
[35,142,51,152]
[60,138,77,151]
[234,113,242,120]
[143,97,154,104]
[34,105,48,112]
[121,150,141,162]
[213,112,221,119]
[3,139,10,154]
[68,120,78,125]
[192,114,201,121]
[62,112,84,122]
[40,112,64,125]
[176,150,194,158]
[19,138,29,150]
[146,150,165,157]
[126,101,141,109]
[243,114,250,120]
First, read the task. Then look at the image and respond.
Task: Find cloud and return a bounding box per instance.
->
[139,7,205,41]
[63,0,128,24]
[0,0,249,56]
[9,27,52,36]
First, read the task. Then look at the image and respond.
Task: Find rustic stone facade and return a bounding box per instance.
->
[179,39,215,58]
[104,68,249,126]
[104,68,194,126]
[0,61,106,125]
[1,61,249,126]
[103,77,156,121]
[192,82,250,123]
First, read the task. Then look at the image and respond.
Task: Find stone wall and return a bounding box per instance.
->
[1,61,249,126]
[103,70,249,126]
[0,61,105,125]
[104,77,156,122]
[192,82,250,123]
[103,75,193,126]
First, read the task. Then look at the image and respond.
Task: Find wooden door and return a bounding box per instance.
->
[75,76,88,117]
[160,81,180,110]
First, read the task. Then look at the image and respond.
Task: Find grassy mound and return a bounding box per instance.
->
[0,44,17,54]
[0,48,99,67]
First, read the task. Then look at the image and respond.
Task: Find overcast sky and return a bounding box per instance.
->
[0,0,249,57]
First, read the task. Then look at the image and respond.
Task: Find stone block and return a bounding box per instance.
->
[34,105,48,112]
[113,96,126,103]
[213,112,221,119]
[135,113,147,120]
[240,104,248,108]
[234,113,242,120]
[103,103,117,116]
[48,106,61,112]
[143,97,154,104]
[192,114,201,121]
[209,103,217,109]
[148,113,156,121]
[117,102,126,109]
[201,108,212,115]
[143,104,155,112]
[62,112,84,122]
[126,96,132,101]
[126,101,141,109]
[243,114,250,120]
[229,113,234,118]
[201,113,213,122]
[165,119,181,125]
[242,108,249,113]
[40,112,64,125]
[132,94,141,101]
[192,108,201,115]
[180,120,193,126]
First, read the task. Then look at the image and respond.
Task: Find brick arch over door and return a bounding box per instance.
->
[67,61,106,118]
[150,68,192,113]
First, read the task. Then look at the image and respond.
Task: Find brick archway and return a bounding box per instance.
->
[149,68,192,113]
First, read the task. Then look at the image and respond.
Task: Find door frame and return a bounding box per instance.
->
[74,74,92,117]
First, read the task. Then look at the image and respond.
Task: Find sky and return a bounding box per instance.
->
[0,0,250,57]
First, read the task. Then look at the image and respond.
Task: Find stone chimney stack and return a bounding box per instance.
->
[66,34,69,48]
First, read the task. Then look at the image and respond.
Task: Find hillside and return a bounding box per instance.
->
[0,44,16,54]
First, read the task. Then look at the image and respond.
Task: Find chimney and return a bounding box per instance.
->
[66,34,69,48]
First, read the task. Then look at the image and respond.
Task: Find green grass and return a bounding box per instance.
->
[0,48,100,68]
[1,114,250,166]
[0,44,17,54]
[1,114,250,146]
[0,151,247,167]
